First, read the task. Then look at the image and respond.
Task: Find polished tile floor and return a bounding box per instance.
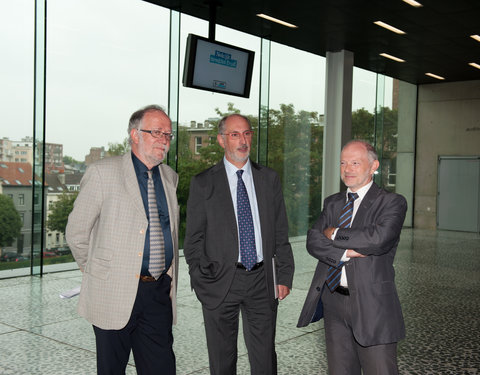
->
[0,228,479,374]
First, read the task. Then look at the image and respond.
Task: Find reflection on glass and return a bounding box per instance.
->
[0,0,35,277]
[268,43,325,237]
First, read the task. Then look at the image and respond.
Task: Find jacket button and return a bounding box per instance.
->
[316,286,321,291]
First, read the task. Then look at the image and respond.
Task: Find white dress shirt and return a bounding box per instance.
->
[224,157,263,263]
[333,180,373,287]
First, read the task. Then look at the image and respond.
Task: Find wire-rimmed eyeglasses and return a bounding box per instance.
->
[139,129,175,141]
[221,130,254,139]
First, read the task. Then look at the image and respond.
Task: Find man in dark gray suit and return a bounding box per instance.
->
[298,140,406,375]
[184,114,294,375]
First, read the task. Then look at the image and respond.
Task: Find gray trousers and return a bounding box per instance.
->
[322,287,399,375]
[202,266,278,375]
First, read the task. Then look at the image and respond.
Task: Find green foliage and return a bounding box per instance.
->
[63,155,80,165]
[0,195,22,247]
[46,192,78,235]
[267,104,324,236]
[174,103,398,240]
[108,138,130,156]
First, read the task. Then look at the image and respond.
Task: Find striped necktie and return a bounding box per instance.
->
[325,192,359,292]
[147,170,165,279]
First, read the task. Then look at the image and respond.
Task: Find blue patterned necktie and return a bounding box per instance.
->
[236,170,257,271]
[326,192,359,292]
[147,170,165,279]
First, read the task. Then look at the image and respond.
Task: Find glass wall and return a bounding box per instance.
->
[0,0,35,277]
[175,16,262,246]
[267,42,326,237]
[352,67,416,226]
[0,0,416,277]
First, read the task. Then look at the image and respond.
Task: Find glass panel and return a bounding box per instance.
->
[352,69,416,226]
[0,0,35,277]
[352,67,377,143]
[167,10,181,171]
[41,0,170,272]
[176,15,261,246]
[268,42,326,237]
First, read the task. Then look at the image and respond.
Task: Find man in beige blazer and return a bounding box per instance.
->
[66,105,179,375]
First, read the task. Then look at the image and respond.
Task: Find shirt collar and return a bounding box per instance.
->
[347,180,373,201]
[223,156,251,177]
[131,152,159,177]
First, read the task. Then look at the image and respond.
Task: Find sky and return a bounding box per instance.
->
[0,0,391,160]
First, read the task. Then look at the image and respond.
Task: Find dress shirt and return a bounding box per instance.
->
[224,157,263,263]
[132,152,173,276]
[333,180,374,287]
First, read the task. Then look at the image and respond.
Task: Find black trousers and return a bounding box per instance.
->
[202,266,278,375]
[93,274,175,375]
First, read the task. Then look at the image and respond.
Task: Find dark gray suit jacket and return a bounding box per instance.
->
[297,183,406,347]
[184,160,294,310]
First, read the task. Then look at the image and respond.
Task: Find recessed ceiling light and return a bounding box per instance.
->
[380,53,405,62]
[256,13,298,28]
[402,0,423,7]
[469,62,480,70]
[425,72,445,80]
[374,21,406,35]
[470,35,480,43]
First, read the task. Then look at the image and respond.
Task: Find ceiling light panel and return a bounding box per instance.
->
[380,53,405,62]
[425,72,445,80]
[469,62,480,70]
[402,0,423,7]
[374,21,406,35]
[470,35,480,43]
[256,14,298,28]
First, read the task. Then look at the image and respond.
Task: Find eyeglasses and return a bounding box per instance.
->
[139,129,174,141]
[221,130,254,139]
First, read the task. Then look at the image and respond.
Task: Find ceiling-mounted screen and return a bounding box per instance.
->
[182,34,255,98]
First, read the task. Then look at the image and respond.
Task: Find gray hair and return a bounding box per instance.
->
[342,140,378,163]
[217,114,252,135]
[128,105,168,145]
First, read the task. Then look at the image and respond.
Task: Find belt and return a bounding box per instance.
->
[236,261,264,271]
[140,275,158,282]
[335,286,350,296]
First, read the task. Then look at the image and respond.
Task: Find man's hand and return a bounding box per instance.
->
[346,249,366,258]
[277,285,290,300]
[323,226,336,240]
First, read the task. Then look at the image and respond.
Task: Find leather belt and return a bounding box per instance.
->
[335,286,350,296]
[140,275,157,282]
[236,261,264,271]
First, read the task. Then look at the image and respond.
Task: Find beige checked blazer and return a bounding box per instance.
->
[66,152,179,330]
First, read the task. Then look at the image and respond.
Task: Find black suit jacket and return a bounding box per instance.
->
[184,160,295,310]
[297,183,407,347]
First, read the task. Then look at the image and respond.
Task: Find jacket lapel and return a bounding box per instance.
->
[122,153,146,218]
[351,183,380,228]
[212,162,239,245]
[251,162,269,251]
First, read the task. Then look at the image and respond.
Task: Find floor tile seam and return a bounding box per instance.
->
[25,316,84,330]
[4,327,97,355]
[275,328,324,346]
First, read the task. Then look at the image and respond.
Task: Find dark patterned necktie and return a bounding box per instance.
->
[326,192,359,292]
[236,170,257,271]
[147,170,165,279]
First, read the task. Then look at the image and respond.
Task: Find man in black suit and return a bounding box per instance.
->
[297,140,407,375]
[184,114,295,375]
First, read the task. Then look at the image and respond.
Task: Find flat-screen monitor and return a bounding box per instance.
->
[182,34,255,98]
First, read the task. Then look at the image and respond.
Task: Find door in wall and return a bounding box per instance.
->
[437,156,480,233]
